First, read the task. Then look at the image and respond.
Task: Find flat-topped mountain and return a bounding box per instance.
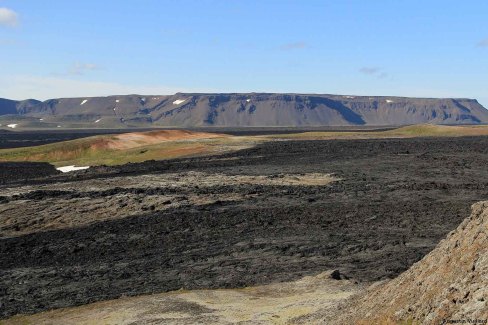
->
[1,93,487,128]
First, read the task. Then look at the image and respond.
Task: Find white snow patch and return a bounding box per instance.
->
[115,99,120,103]
[141,97,146,102]
[386,100,394,103]
[80,99,88,105]
[173,99,186,105]
[39,118,44,121]
[113,107,117,111]
[56,166,90,173]
[7,124,18,128]
[344,96,355,99]
[57,125,62,128]
[94,119,101,123]
[246,99,251,102]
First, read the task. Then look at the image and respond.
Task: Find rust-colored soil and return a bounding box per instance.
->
[90,130,227,150]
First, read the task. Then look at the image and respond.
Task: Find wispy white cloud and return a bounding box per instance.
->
[359,67,380,75]
[0,75,212,100]
[68,62,101,75]
[359,67,388,79]
[0,8,19,27]
[477,39,488,47]
[280,42,308,50]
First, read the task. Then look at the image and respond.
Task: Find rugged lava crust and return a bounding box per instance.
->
[2,137,488,318]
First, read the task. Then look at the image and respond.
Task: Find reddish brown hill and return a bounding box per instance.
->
[89,129,227,150]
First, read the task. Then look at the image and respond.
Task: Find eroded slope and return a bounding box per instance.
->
[331,202,488,324]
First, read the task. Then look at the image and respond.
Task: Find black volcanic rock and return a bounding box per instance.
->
[1,93,487,127]
[0,162,59,184]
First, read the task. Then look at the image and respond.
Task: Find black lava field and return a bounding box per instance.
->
[2,137,488,318]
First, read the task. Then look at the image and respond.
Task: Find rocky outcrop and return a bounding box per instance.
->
[335,201,488,324]
[1,93,487,127]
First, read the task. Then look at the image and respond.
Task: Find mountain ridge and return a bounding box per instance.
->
[1,93,487,128]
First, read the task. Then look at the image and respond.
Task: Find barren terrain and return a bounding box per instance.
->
[329,201,488,324]
[3,270,360,325]
[2,135,488,320]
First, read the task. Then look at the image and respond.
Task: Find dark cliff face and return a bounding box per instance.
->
[0,98,18,115]
[1,93,487,127]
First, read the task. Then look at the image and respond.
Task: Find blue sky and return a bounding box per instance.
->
[0,0,487,107]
